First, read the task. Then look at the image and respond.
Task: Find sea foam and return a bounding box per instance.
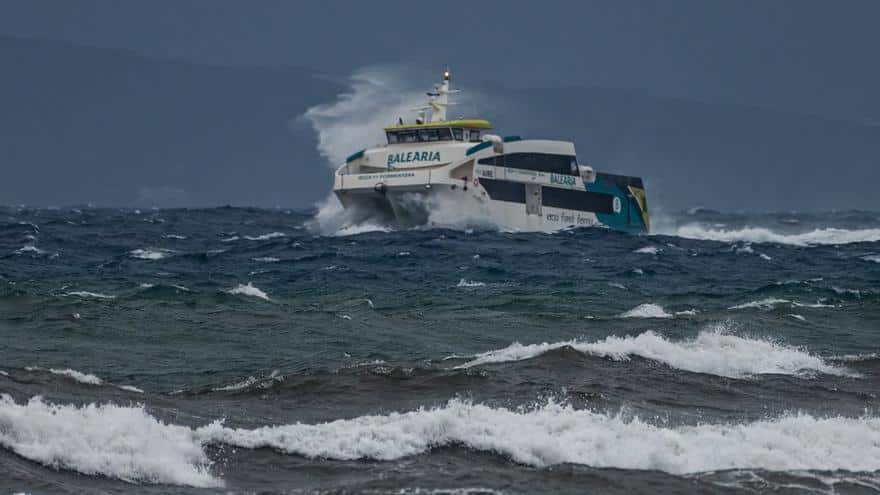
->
[129,248,173,260]
[197,398,880,474]
[243,232,286,241]
[669,225,880,246]
[456,329,852,378]
[226,282,270,301]
[619,303,672,318]
[0,395,220,487]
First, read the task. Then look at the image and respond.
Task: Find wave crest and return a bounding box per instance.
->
[667,225,880,246]
[456,329,852,378]
[0,395,220,487]
[197,398,880,474]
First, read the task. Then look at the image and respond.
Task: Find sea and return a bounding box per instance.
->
[1,205,879,494]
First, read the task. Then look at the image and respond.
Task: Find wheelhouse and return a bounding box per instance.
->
[384,119,492,144]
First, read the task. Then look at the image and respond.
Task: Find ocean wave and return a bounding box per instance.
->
[457,279,486,288]
[456,329,852,378]
[23,366,143,392]
[333,223,392,236]
[0,395,220,487]
[668,225,880,246]
[162,234,187,240]
[64,290,115,299]
[619,303,673,318]
[252,256,280,262]
[129,248,173,260]
[728,298,836,310]
[226,282,270,301]
[212,370,283,392]
[633,246,662,255]
[243,232,286,241]
[863,254,880,263]
[197,398,880,474]
[15,245,46,255]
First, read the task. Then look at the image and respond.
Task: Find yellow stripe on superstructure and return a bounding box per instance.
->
[383,119,492,131]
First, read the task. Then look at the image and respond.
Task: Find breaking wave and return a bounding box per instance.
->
[5,395,879,486]
[0,395,220,487]
[667,225,880,246]
[456,329,853,378]
[64,290,115,299]
[197,399,880,474]
[226,282,270,301]
[23,367,144,393]
[618,303,672,318]
[243,232,286,241]
[129,248,173,260]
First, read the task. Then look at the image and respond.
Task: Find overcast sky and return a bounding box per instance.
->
[3,0,879,123]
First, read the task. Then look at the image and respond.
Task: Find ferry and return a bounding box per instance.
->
[332,70,650,233]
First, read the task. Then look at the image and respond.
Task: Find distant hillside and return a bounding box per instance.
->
[1,36,878,211]
[0,36,342,207]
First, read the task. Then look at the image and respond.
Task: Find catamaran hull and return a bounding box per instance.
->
[334,175,648,233]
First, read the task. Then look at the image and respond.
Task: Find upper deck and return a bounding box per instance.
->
[383,119,491,145]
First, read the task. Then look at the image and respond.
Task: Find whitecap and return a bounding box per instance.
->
[758,253,773,261]
[252,257,280,263]
[333,223,392,236]
[675,309,698,316]
[0,395,220,487]
[243,232,286,241]
[787,314,807,321]
[863,255,880,263]
[162,234,187,240]
[64,291,116,299]
[729,298,835,310]
[45,368,103,385]
[196,398,880,474]
[220,236,240,242]
[117,385,145,393]
[634,246,661,255]
[457,279,486,288]
[129,248,173,260]
[619,303,672,319]
[456,328,852,378]
[226,282,270,301]
[15,245,46,255]
[669,225,880,246]
[728,298,791,310]
[212,370,282,392]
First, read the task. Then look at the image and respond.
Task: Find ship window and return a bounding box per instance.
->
[399,130,418,143]
[469,130,481,142]
[452,128,463,141]
[477,155,503,166]
[386,132,399,144]
[418,129,440,141]
[490,153,578,175]
[437,127,453,141]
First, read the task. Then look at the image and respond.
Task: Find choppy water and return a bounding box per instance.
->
[2,205,880,494]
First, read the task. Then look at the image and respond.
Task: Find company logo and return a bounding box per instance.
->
[613,196,622,213]
[387,151,441,168]
[550,173,576,186]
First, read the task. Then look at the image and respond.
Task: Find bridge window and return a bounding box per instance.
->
[399,130,418,143]
[437,127,453,141]
[418,129,439,141]
[469,130,481,142]
[386,132,399,144]
[452,128,463,141]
